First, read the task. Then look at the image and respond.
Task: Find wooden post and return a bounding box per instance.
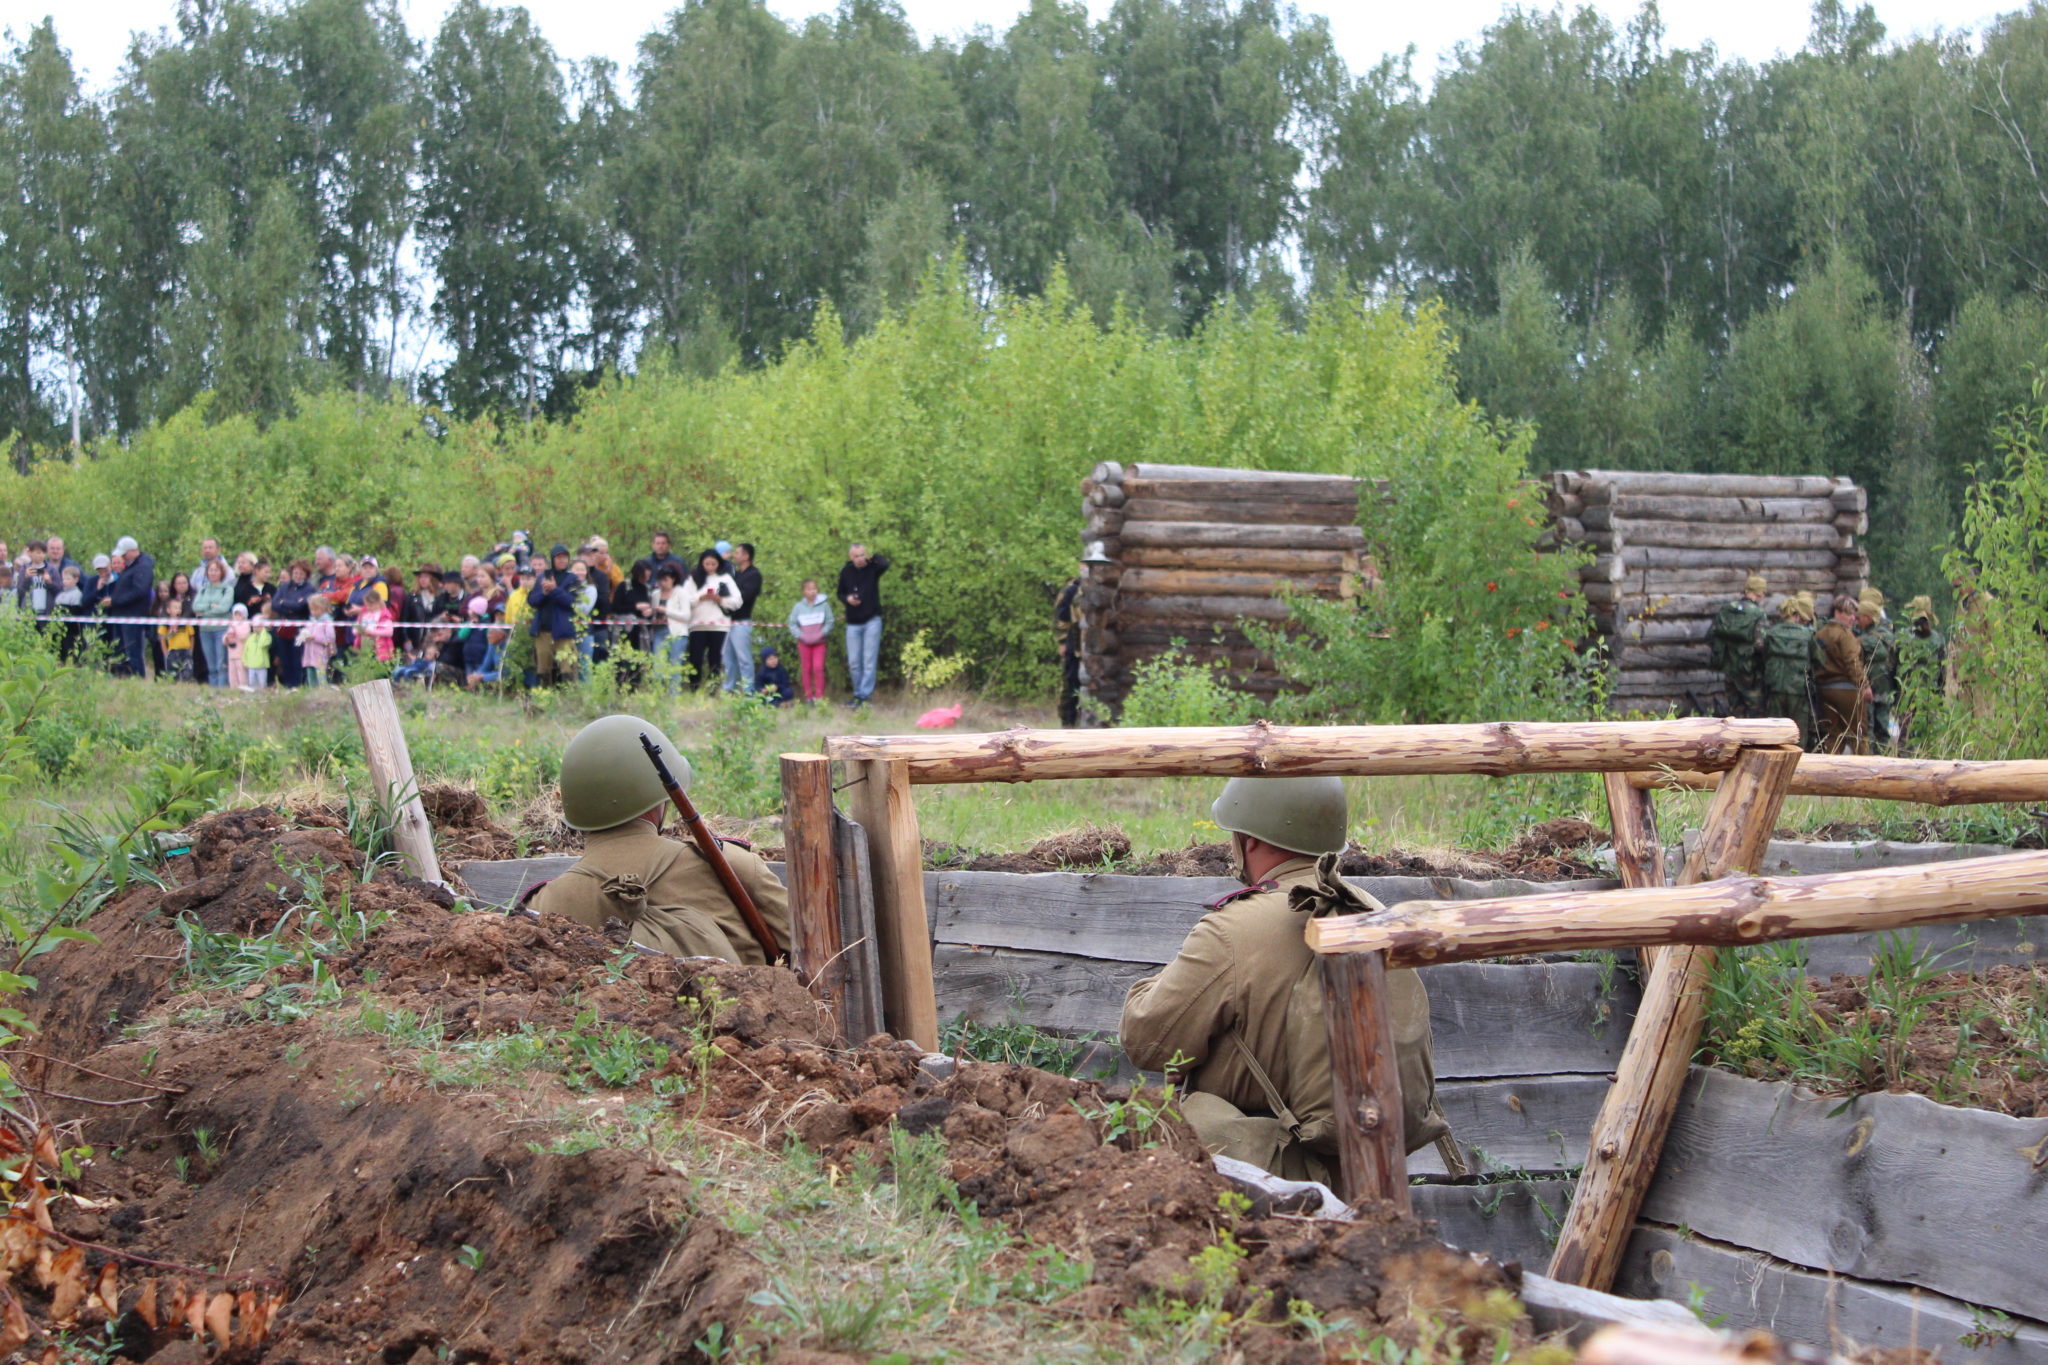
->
[347,678,442,884]
[1319,949,1411,1213]
[1548,745,1800,1290]
[1602,772,1665,890]
[844,758,938,1049]
[780,755,842,1022]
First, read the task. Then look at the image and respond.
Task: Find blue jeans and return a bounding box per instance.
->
[118,623,148,677]
[199,625,228,684]
[664,631,687,694]
[845,617,882,700]
[722,620,755,692]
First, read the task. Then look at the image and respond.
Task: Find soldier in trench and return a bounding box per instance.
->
[1119,775,1447,1186]
[522,713,790,963]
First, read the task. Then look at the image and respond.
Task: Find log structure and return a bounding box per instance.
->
[1549,470,1870,715]
[1078,461,1372,720]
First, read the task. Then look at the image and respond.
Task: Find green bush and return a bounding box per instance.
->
[1117,642,1255,728]
[1,272,1572,701]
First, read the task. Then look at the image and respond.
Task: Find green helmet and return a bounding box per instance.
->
[559,714,691,832]
[1210,775,1348,856]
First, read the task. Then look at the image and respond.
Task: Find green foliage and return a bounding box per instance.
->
[896,629,971,696]
[1117,640,1255,728]
[938,1015,1095,1076]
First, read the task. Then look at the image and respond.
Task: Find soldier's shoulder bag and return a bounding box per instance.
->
[566,841,688,923]
[1761,623,1810,695]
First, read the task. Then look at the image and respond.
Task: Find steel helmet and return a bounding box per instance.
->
[1210,776,1348,856]
[559,714,691,832]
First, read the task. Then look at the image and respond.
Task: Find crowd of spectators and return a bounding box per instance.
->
[0,529,892,706]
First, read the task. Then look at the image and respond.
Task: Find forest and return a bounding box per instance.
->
[4,0,2047,609]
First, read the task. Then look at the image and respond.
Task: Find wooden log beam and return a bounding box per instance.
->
[1126,462,1359,488]
[347,679,443,884]
[822,719,1800,785]
[1584,495,1837,526]
[1548,744,1800,1291]
[1120,520,1367,550]
[1120,496,1359,526]
[1119,567,1349,597]
[1121,474,1357,500]
[1617,546,1841,570]
[1121,545,1360,573]
[1606,519,1846,551]
[1319,949,1410,1212]
[780,754,843,1028]
[1571,471,1846,499]
[1603,773,1666,892]
[1627,753,2048,806]
[1116,593,1295,623]
[843,758,938,1049]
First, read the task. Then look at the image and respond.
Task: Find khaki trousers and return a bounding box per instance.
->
[1816,682,1866,754]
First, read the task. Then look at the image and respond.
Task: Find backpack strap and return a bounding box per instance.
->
[566,841,688,920]
[1226,1029,1302,1142]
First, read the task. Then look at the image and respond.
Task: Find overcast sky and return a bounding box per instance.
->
[26,0,2007,96]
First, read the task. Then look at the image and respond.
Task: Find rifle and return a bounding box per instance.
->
[637,732,783,962]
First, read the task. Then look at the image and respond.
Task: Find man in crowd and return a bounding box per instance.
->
[1761,593,1817,750]
[837,541,890,707]
[638,532,685,587]
[723,542,763,694]
[44,536,76,584]
[1812,593,1874,754]
[527,543,578,687]
[192,537,225,587]
[1855,588,1898,753]
[14,540,51,620]
[525,715,790,963]
[1121,775,1444,1184]
[1708,574,1768,718]
[106,535,155,677]
[1896,595,1947,749]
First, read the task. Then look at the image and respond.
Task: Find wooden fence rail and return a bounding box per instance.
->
[1307,847,2048,966]
[822,718,1798,784]
[1628,753,2048,805]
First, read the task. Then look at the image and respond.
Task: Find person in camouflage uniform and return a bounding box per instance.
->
[1896,595,1947,750]
[1812,595,1874,755]
[1708,573,1770,717]
[1854,588,1898,753]
[1761,593,1818,749]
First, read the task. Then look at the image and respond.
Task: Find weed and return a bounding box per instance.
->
[940,1014,1095,1075]
[192,1127,223,1165]
[457,1244,487,1271]
[1074,1073,1183,1148]
[1961,1305,2019,1349]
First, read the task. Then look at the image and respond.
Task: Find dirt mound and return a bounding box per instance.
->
[510,786,584,856]
[944,823,1136,873]
[17,807,1527,1361]
[421,783,520,861]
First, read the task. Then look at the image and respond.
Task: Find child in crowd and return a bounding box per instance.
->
[755,646,792,705]
[786,579,834,702]
[363,592,398,664]
[225,605,252,688]
[158,599,195,682]
[53,565,84,662]
[301,595,337,685]
[242,615,273,691]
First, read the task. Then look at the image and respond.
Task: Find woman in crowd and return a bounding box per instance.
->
[681,549,741,690]
[192,558,236,687]
[270,559,314,687]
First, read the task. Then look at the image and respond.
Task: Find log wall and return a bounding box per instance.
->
[1079,461,1372,721]
[1549,470,1870,716]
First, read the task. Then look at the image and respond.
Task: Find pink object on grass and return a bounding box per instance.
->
[915,703,964,729]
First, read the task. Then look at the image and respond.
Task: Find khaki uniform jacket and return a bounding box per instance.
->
[527,819,791,965]
[1120,856,1441,1179]
[1812,621,1870,690]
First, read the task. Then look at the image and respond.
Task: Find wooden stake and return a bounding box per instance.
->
[831,810,886,1044]
[1603,773,1665,890]
[346,679,442,885]
[1547,745,1800,1291]
[844,758,938,1049]
[780,755,842,1025]
[1319,949,1411,1213]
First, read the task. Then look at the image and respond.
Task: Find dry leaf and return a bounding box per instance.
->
[88,1261,118,1320]
[0,1129,25,1158]
[36,1346,55,1365]
[183,1285,206,1338]
[254,1290,283,1342]
[47,1245,85,1326]
[233,1289,258,1346]
[25,1178,51,1233]
[31,1128,58,1176]
[0,1289,28,1353]
[0,1214,42,1277]
[204,1291,234,1350]
[135,1276,159,1330]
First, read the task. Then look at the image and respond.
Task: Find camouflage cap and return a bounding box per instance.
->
[1744,574,1767,593]
[1905,594,1936,624]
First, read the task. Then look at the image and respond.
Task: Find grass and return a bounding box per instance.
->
[1698,931,2048,1111]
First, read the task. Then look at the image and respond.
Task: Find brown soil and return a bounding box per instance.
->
[287,784,523,864]
[1791,818,2044,849]
[16,806,1527,1363]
